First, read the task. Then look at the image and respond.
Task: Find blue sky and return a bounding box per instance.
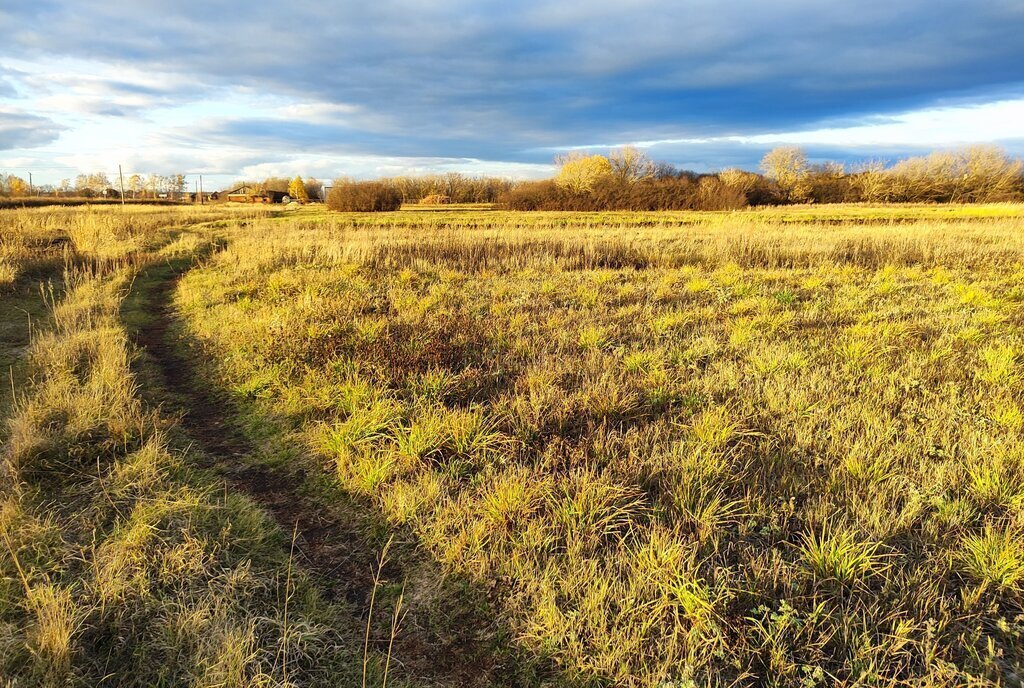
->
[2,0,1023,189]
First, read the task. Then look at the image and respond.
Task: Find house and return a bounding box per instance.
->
[225,185,288,203]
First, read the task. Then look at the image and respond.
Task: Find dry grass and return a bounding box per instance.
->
[175,204,1024,686]
[0,206,379,687]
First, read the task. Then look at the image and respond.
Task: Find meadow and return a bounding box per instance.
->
[0,206,402,688]
[2,203,1024,686]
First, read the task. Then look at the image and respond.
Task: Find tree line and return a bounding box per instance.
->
[323,145,1023,212]
[0,172,191,199]
[6,145,1022,209]
[502,145,1024,211]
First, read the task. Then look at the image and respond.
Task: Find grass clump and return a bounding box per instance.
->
[798,522,887,586]
[956,527,1024,592]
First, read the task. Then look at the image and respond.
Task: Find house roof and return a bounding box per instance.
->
[225,185,288,197]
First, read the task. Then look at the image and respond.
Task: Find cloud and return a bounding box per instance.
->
[2,0,1023,181]
[15,67,212,118]
[553,98,1024,169]
[236,155,551,182]
[0,108,64,150]
[0,64,28,97]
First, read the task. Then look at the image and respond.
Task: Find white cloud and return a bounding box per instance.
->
[239,155,552,182]
[555,98,1024,153]
[737,99,1024,148]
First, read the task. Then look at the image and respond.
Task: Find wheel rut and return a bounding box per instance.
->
[133,267,371,599]
[129,257,517,687]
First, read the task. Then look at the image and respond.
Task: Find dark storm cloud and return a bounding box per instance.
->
[2,0,1023,164]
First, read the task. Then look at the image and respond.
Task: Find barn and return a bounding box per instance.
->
[225,185,288,203]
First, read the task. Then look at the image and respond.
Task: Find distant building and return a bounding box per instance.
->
[225,185,288,203]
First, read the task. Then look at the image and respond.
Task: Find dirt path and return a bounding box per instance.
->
[132,266,375,598]
[128,254,533,687]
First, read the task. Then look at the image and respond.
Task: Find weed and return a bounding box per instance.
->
[957,527,1024,592]
[799,522,887,586]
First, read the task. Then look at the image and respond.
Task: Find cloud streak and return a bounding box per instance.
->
[0,108,64,150]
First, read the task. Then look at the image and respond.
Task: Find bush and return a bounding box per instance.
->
[500,181,562,210]
[327,181,402,212]
[499,176,748,211]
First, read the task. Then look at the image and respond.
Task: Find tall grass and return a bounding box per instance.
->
[177,204,1024,685]
[0,207,381,687]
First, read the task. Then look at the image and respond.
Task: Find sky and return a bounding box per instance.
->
[1,0,1024,189]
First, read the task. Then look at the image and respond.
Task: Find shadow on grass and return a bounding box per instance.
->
[0,263,65,436]
[123,247,585,688]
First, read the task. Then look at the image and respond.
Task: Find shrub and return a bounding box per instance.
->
[499,175,747,211]
[500,180,562,210]
[327,181,402,212]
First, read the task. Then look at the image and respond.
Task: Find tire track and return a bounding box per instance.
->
[129,255,526,688]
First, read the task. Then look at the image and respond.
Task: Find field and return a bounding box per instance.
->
[3,203,1024,686]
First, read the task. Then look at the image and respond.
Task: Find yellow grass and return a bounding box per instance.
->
[0,206,368,687]
[4,202,1023,686]
[172,204,1024,686]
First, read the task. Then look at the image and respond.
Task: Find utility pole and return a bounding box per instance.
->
[199,175,204,205]
[28,172,33,196]
[118,165,126,206]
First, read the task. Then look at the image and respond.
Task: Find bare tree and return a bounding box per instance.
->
[609,146,654,183]
[761,147,810,202]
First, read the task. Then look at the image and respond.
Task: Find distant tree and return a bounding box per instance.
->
[168,174,186,199]
[881,146,1022,203]
[259,177,290,193]
[695,176,747,210]
[288,175,309,203]
[952,145,1021,202]
[650,161,679,179]
[327,180,402,212]
[392,176,416,204]
[849,161,888,203]
[609,146,654,183]
[807,161,850,203]
[719,168,760,195]
[75,172,111,195]
[303,177,322,201]
[554,152,612,194]
[442,172,465,199]
[9,176,28,197]
[128,174,143,199]
[761,147,810,202]
[58,179,71,196]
